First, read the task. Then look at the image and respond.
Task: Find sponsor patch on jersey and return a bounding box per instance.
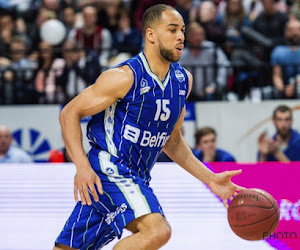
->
[140,78,151,94]
[179,90,186,96]
[175,70,185,82]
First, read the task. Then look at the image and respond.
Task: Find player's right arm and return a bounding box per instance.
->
[59,66,133,206]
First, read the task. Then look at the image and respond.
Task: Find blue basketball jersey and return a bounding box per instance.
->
[87,52,189,182]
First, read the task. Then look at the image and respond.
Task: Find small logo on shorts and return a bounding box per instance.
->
[106,167,114,175]
[105,203,127,225]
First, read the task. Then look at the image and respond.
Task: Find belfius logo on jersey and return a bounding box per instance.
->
[123,124,170,148]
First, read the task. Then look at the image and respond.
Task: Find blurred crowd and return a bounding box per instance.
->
[1,0,300,104]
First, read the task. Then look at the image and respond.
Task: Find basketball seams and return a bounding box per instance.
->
[265,215,279,233]
[230,210,277,228]
[229,205,274,210]
[250,189,276,208]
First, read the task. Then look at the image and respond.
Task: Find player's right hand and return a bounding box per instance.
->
[74,166,103,206]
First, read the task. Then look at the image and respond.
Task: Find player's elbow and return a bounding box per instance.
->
[59,106,68,128]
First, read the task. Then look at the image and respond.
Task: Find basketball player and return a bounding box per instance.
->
[54,4,245,250]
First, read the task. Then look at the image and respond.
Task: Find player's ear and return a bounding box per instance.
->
[146,28,155,44]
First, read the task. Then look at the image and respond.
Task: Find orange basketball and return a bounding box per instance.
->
[228,188,280,240]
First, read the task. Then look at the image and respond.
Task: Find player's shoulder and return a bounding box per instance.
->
[100,65,134,85]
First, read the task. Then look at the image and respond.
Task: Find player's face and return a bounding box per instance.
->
[273,111,292,137]
[155,10,185,62]
[198,133,216,152]
[0,129,12,154]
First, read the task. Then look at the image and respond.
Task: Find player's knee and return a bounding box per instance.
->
[149,221,172,245]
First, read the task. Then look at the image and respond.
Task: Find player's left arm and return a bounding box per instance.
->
[162,69,245,208]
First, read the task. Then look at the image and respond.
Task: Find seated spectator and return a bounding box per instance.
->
[34,41,57,103]
[0,11,31,58]
[112,8,142,56]
[134,0,176,29]
[54,40,101,103]
[251,0,288,61]
[68,5,112,66]
[193,126,236,162]
[217,0,252,55]
[190,0,226,46]
[175,0,194,25]
[270,19,300,99]
[180,22,231,101]
[258,105,300,161]
[0,125,32,163]
[61,6,77,37]
[27,8,57,58]
[0,36,36,104]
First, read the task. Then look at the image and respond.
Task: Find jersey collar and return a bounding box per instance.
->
[139,52,170,91]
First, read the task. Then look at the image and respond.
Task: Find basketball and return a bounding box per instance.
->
[228,188,280,241]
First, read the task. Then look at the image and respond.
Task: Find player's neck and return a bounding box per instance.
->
[143,49,170,82]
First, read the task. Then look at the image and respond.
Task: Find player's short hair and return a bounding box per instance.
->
[194,126,216,145]
[141,4,176,36]
[272,105,293,119]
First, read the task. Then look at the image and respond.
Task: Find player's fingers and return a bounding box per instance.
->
[229,191,239,201]
[236,185,247,192]
[74,184,79,203]
[78,186,86,205]
[82,185,92,206]
[227,169,242,178]
[88,184,99,202]
[95,177,103,195]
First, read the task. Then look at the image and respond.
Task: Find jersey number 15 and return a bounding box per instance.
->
[154,99,170,121]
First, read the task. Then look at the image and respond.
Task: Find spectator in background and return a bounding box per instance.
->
[0,11,30,58]
[54,40,101,103]
[112,8,143,56]
[180,22,231,101]
[270,19,300,99]
[258,105,300,161]
[0,36,36,104]
[190,0,226,46]
[134,0,176,29]
[68,5,112,66]
[217,0,252,55]
[0,125,32,163]
[98,0,122,33]
[251,0,288,61]
[27,8,56,58]
[193,126,236,162]
[175,0,194,25]
[61,6,77,37]
[34,41,57,103]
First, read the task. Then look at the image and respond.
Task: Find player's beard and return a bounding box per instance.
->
[159,42,179,62]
